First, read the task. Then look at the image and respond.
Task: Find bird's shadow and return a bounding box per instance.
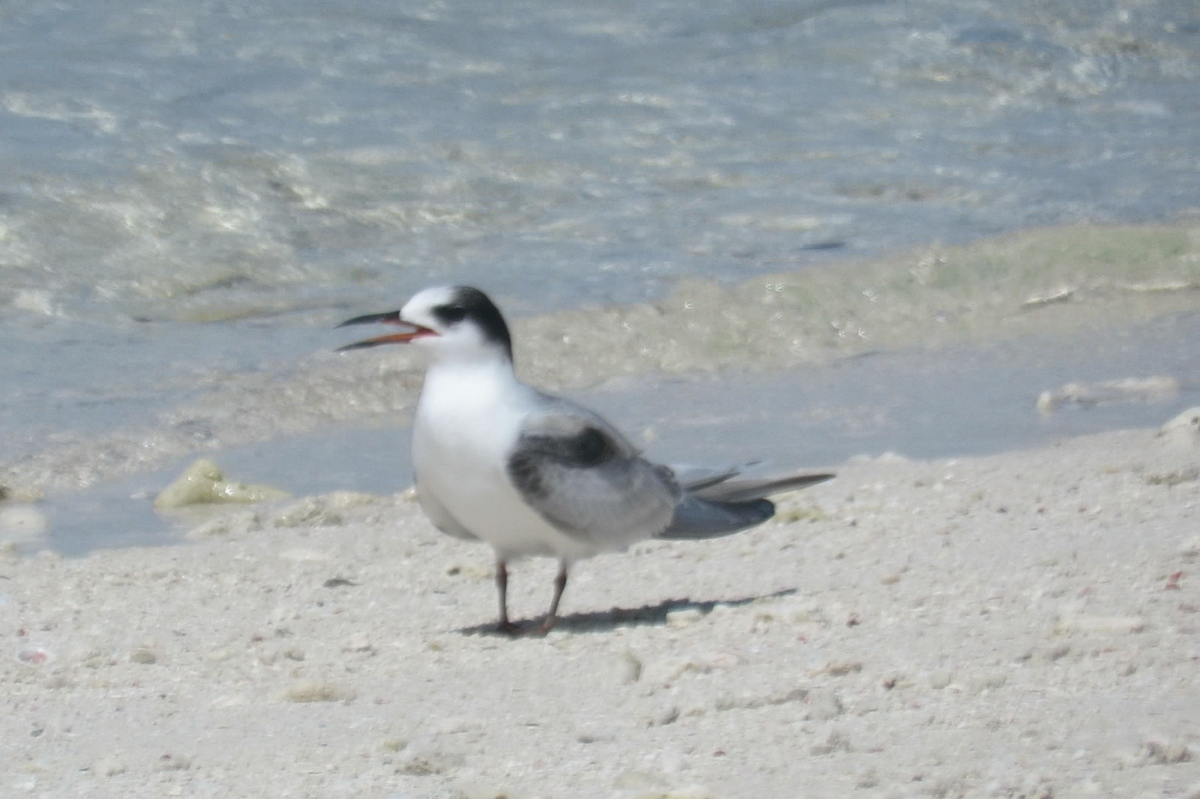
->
[456,587,797,638]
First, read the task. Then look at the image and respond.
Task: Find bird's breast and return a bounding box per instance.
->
[410,365,595,559]
[412,368,522,490]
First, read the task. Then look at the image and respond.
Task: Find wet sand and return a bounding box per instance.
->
[2,417,1197,798]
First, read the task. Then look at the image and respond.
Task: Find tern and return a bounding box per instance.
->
[339,286,834,634]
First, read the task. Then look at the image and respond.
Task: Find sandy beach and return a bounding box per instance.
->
[3,413,1197,798]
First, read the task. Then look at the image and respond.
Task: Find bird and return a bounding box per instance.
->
[338,286,834,635]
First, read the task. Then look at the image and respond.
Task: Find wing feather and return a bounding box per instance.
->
[505,394,681,551]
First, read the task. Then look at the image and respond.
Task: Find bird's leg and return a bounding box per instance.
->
[539,559,570,634]
[495,558,517,635]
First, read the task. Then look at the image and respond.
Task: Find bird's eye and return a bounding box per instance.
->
[437,305,468,324]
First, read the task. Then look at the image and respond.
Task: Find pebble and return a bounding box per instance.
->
[647,705,680,727]
[616,649,643,684]
[341,633,373,653]
[818,659,864,677]
[0,504,49,544]
[156,753,192,771]
[1140,739,1191,765]
[396,744,465,776]
[712,686,810,713]
[967,671,1008,695]
[279,681,356,703]
[811,728,852,756]
[129,647,158,665]
[1159,406,1200,448]
[1055,614,1146,634]
[1031,643,1072,663]
[803,689,845,721]
[17,648,51,665]
[69,647,107,668]
[929,671,953,690]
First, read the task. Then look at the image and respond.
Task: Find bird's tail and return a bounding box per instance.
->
[687,470,835,503]
[658,495,776,540]
[657,469,835,540]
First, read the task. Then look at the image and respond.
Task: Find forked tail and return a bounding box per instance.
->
[657,469,834,540]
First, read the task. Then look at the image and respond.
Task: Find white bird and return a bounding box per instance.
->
[338,286,833,635]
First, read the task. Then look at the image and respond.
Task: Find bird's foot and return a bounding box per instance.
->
[492,617,557,637]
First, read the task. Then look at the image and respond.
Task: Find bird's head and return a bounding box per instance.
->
[337,286,513,364]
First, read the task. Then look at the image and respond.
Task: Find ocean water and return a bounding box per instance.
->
[1,0,1199,549]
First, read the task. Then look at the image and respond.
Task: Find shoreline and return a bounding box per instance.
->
[12,303,1199,556]
[3,223,1199,499]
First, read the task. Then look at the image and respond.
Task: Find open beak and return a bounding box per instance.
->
[336,311,436,351]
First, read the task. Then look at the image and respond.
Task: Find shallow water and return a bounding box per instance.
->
[35,307,1199,555]
[2,1,1199,550]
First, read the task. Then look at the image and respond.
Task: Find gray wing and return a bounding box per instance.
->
[505,392,682,552]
